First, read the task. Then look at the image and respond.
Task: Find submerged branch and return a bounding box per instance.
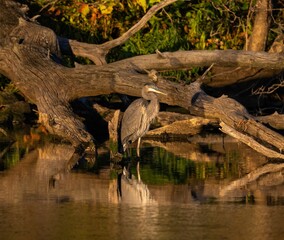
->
[220,122,284,159]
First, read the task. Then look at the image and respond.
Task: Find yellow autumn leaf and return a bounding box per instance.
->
[98,4,113,15]
[137,0,147,12]
[149,0,161,5]
[79,3,90,17]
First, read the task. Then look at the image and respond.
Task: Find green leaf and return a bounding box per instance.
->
[241,2,249,10]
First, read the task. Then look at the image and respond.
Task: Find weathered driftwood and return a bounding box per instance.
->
[219,122,284,159]
[147,117,217,137]
[1,0,284,160]
[98,103,218,137]
[256,112,284,130]
[108,109,123,160]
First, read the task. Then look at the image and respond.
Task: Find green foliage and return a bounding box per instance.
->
[184,0,250,50]
[32,0,251,48]
[28,0,279,83]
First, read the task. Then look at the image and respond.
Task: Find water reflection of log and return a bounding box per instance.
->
[0,143,76,203]
[144,139,221,162]
[219,163,284,197]
[0,141,283,205]
[144,134,268,167]
[0,142,155,205]
[142,134,284,204]
[0,143,110,203]
[189,134,269,172]
[146,170,284,205]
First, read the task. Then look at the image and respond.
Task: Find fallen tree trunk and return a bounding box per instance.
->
[1,0,284,160]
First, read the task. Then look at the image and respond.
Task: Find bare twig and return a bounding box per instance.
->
[39,0,59,12]
[101,0,177,51]
[198,63,214,82]
[155,49,167,59]
[252,73,284,95]
[0,128,8,136]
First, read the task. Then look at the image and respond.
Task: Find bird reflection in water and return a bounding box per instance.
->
[116,164,156,205]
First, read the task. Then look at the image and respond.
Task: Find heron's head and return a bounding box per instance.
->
[143,83,167,97]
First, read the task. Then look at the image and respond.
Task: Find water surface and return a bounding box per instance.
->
[0,129,283,239]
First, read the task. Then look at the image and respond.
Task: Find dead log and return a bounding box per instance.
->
[147,117,217,137]
[256,112,284,130]
[1,0,284,160]
[108,110,123,160]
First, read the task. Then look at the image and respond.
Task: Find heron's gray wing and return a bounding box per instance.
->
[121,98,149,146]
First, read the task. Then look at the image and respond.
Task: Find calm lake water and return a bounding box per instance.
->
[0,127,284,240]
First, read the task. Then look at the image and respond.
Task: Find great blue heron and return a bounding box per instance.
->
[121,83,166,158]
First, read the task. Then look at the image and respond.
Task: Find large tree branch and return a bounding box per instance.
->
[110,50,284,70]
[65,0,177,65]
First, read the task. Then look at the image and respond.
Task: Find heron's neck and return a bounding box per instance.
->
[147,94,160,120]
[143,92,156,101]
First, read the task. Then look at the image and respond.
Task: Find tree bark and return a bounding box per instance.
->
[247,0,270,52]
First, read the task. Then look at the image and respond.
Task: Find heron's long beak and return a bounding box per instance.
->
[149,87,167,95]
